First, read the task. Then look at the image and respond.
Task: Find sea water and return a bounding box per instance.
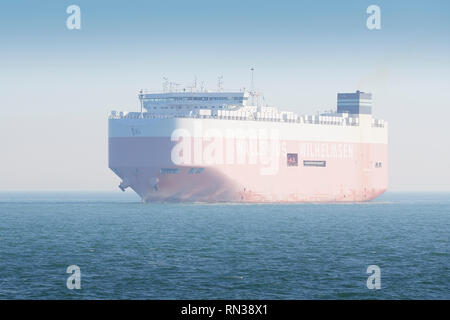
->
[0,192,448,299]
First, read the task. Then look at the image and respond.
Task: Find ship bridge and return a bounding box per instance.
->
[141,91,250,115]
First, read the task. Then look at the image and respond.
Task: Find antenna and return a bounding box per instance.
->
[168,82,180,92]
[187,76,197,92]
[139,89,144,118]
[217,75,223,92]
[250,67,255,105]
[162,77,169,92]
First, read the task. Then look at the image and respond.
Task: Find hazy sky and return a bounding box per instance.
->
[1,0,449,191]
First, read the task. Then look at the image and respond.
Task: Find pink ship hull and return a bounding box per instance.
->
[109,136,388,202]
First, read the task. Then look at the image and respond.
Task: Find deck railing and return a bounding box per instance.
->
[109,112,385,128]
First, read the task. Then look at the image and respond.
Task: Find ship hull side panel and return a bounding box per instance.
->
[109,134,388,202]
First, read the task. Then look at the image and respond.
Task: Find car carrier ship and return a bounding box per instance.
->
[108,86,387,202]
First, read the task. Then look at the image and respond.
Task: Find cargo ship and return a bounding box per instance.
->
[108,87,387,202]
